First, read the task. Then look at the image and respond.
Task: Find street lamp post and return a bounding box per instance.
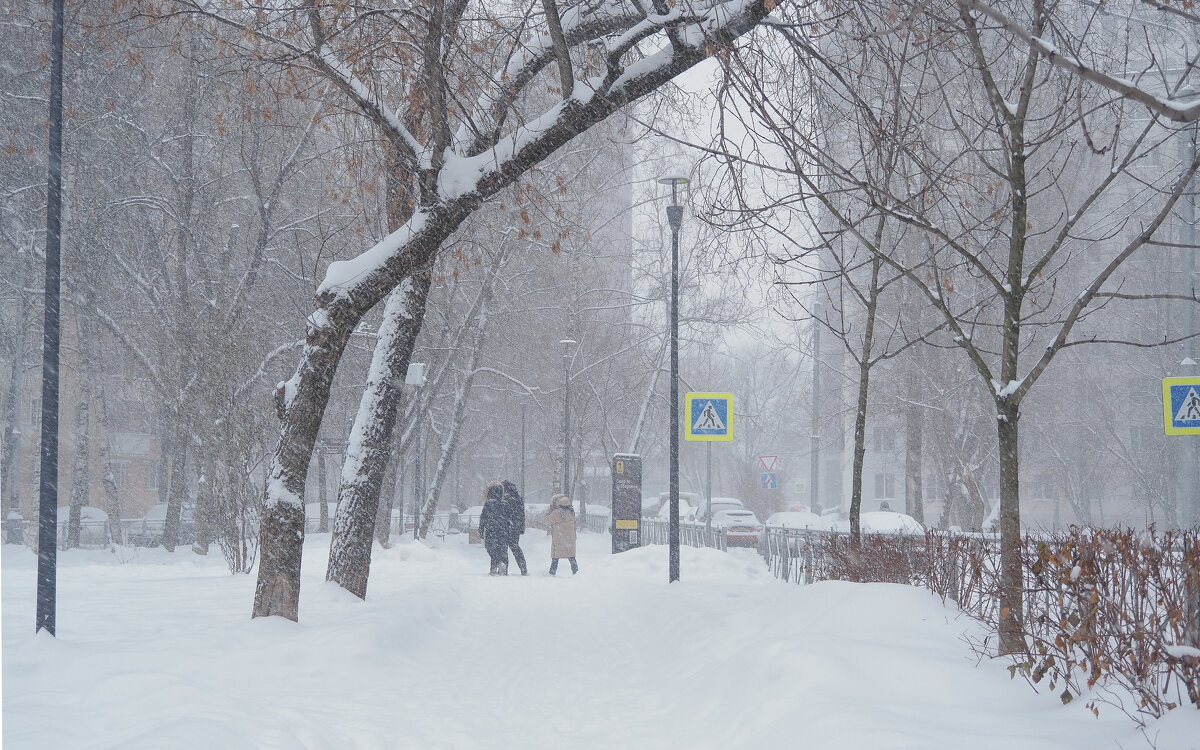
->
[1180,89,1198,528]
[810,304,821,517]
[560,339,577,496]
[659,174,688,583]
[37,0,66,636]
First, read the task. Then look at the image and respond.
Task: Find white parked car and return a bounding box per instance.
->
[691,496,745,525]
[655,492,699,521]
[825,511,925,536]
[709,509,762,547]
[763,510,832,532]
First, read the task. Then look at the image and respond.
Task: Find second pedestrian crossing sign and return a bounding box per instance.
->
[1163,377,1200,435]
[685,392,734,442]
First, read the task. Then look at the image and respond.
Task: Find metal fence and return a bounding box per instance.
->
[758,525,1200,716]
[759,525,957,587]
[639,518,727,551]
[4,517,201,550]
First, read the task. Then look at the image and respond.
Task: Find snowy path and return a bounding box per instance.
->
[2,531,1194,749]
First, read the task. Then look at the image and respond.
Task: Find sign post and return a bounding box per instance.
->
[1164,374,1200,527]
[611,454,642,553]
[685,393,733,538]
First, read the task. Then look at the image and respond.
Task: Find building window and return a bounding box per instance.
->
[144,462,158,491]
[25,397,41,430]
[872,427,895,454]
[109,462,129,491]
[874,472,895,499]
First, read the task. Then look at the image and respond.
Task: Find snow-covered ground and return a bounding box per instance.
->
[3,530,1197,749]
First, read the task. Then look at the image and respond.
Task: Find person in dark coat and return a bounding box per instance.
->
[478,482,510,575]
[501,480,529,576]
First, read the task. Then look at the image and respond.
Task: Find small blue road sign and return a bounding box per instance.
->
[684,392,734,442]
[761,472,777,490]
[1163,377,1200,435]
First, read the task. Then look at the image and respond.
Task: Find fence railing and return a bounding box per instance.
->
[759,525,931,585]
[639,518,727,551]
[760,525,1200,719]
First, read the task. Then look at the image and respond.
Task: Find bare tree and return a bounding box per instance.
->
[715,0,1199,655]
[161,0,784,619]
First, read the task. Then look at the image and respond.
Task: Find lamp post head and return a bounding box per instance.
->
[657,175,689,207]
[404,362,426,386]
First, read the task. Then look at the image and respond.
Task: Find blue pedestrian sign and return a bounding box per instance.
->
[684,392,734,442]
[761,472,777,490]
[1164,377,1200,435]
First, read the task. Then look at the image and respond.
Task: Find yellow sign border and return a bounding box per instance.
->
[684,392,734,442]
[1163,377,1200,435]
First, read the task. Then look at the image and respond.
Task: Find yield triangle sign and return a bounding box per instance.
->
[693,401,726,431]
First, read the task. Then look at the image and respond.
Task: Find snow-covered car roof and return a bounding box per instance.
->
[859,511,925,535]
[764,511,831,531]
[707,496,744,506]
[711,509,760,526]
[823,511,925,535]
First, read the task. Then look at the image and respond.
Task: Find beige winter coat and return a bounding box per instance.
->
[544,496,577,558]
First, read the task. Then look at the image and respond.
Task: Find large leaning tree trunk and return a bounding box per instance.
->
[326,275,432,599]
[191,0,788,621]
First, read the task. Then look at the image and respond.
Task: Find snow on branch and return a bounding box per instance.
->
[318,0,776,308]
[960,0,1200,122]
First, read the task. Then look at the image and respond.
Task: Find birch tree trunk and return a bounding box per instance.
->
[1,253,27,526]
[162,431,188,552]
[326,275,433,599]
[88,328,121,544]
[317,448,329,533]
[903,359,924,524]
[65,361,91,550]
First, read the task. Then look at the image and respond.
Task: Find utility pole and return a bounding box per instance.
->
[1181,99,1198,528]
[659,175,688,583]
[37,0,66,636]
[809,307,821,517]
[560,339,576,497]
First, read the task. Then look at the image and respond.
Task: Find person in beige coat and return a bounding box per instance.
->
[544,494,579,575]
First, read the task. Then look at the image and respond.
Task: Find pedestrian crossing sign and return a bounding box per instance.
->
[684,392,734,442]
[1164,377,1200,435]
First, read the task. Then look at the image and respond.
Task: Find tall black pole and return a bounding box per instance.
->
[809,306,821,516]
[414,381,422,540]
[666,194,684,584]
[37,0,66,636]
[561,341,574,496]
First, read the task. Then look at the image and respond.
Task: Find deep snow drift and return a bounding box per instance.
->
[2,530,1196,749]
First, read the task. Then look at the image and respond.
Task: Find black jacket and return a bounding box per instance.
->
[479,496,510,551]
[503,495,525,537]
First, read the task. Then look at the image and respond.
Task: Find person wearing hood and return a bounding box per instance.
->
[544,494,579,575]
[501,480,529,576]
[478,482,510,575]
